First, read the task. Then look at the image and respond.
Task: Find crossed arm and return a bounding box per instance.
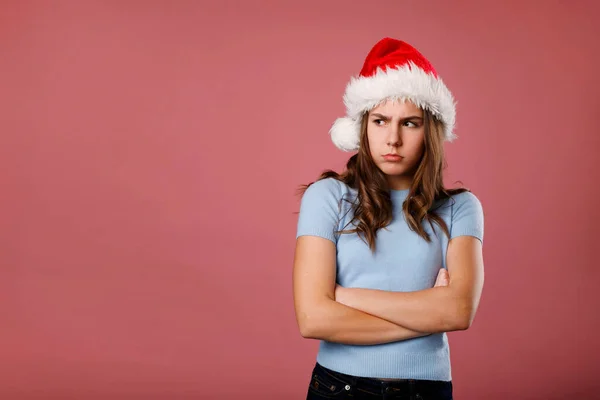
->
[292,235,484,345]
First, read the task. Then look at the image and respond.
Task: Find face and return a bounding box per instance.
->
[366,99,425,190]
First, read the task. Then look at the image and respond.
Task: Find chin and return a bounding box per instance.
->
[379,165,407,176]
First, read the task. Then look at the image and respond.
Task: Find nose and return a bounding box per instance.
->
[386,124,401,147]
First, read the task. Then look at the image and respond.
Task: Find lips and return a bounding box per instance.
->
[383,154,403,161]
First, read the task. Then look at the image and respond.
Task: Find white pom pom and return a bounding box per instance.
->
[329,117,360,151]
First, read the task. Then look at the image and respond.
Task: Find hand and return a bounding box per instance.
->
[434,268,449,287]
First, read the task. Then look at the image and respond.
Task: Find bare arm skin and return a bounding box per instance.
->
[334,236,484,333]
[292,236,450,345]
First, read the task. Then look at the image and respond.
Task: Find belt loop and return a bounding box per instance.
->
[349,372,358,388]
[409,380,416,397]
[381,380,389,395]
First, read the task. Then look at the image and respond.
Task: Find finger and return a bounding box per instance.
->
[441,269,449,284]
[435,268,449,287]
[434,268,446,286]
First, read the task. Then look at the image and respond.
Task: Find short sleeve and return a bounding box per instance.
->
[296,178,342,244]
[450,192,484,244]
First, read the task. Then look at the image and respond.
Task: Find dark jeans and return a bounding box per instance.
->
[306,362,453,400]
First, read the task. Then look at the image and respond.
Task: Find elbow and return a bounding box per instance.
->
[298,318,317,338]
[296,312,311,338]
[299,319,329,340]
[296,308,328,339]
[295,296,336,339]
[300,325,318,339]
[455,315,473,331]
[451,301,476,331]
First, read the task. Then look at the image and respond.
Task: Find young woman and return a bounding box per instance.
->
[293,38,485,400]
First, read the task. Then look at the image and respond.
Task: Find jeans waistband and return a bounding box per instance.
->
[315,362,452,396]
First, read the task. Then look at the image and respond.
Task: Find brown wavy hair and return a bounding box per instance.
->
[296,108,470,252]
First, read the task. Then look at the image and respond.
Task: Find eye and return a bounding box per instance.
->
[403,121,419,128]
[373,119,385,126]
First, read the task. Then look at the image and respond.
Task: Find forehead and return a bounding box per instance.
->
[369,98,423,117]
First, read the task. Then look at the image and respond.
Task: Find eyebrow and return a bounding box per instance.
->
[370,113,423,121]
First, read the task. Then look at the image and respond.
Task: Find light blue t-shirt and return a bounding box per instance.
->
[295,177,484,381]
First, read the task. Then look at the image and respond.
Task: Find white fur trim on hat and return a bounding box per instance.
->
[329,117,361,151]
[330,61,458,152]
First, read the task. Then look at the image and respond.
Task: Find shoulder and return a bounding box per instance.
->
[449,190,484,227]
[450,190,483,209]
[296,178,351,242]
[434,189,481,208]
[433,190,483,218]
[299,177,356,219]
[447,190,485,243]
[302,177,351,202]
[304,176,343,193]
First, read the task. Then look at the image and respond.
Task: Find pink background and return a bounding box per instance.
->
[1,1,599,399]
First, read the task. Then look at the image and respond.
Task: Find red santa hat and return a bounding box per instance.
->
[330,37,457,151]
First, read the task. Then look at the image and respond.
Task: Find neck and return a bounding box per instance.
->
[387,176,412,191]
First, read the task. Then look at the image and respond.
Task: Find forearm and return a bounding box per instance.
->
[338,286,470,334]
[299,298,430,345]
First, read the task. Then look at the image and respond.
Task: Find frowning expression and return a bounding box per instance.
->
[366,99,426,190]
